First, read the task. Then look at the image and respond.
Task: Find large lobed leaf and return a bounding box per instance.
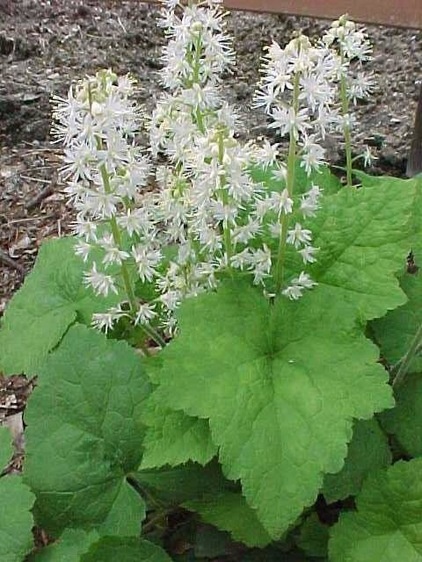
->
[29,530,100,562]
[140,398,217,469]
[136,461,271,547]
[372,271,422,373]
[380,372,422,457]
[184,490,272,548]
[153,281,393,537]
[80,537,173,562]
[322,418,392,503]
[310,176,416,322]
[0,237,121,375]
[24,324,150,536]
[30,533,172,562]
[0,426,35,561]
[329,458,422,562]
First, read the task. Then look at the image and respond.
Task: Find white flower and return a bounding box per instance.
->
[99,234,130,266]
[362,145,376,167]
[299,134,326,174]
[282,271,317,300]
[91,305,127,333]
[300,184,322,217]
[287,223,313,248]
[269,106,310,139]
[255,140,279,168]
[74,241,92,262]
[131,245,162,282]
[282,284,304,300]
[84,263,118,297]
[135,302,157,326]
[298,245,319,264]
[268,188,294,216]
[295,271,317,288]
[248,245,272,284]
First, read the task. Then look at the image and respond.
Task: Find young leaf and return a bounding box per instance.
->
[0,475,35,562]
[310,177,416,322]
[137,461,270,546]
[380,372,422,457]
[329,458,422,562]
[322,418,392,503]
[372,272,422,373]
[29,529,99,561]
[152,281,393,538]
[0,237,121,375]
[140,399,217,469]
[24,324,150,536]
[80,537,173,562]
[184,491,272,548]
[135,461,231,506]
[295,512,329,558]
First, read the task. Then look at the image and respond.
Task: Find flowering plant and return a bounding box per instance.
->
[1,2,422,560]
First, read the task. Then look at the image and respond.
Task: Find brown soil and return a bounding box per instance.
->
[0,0,421,311]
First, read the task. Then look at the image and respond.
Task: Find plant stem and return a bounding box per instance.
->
[126,474,166,510]
[339,51,353,188]
[274,74,300,294]
[142,509,174,533]
[142,323,167,349]
[392,323,422,388]
[99,163,138,312]
[217,128,233,272]
[99,162,165,349]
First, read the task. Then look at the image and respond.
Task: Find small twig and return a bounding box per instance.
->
[25,172,58,211]
[19,175,52,184]
[0,249,25,274]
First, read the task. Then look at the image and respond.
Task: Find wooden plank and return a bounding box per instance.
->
[221,0,422,29]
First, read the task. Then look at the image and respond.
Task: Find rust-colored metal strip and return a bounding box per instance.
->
[221,0,422,29]
[145,0,422,29]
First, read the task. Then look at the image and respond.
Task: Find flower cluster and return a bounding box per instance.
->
[147,0,294,327]
[255,35,340,172]
[52,69,155,333]
[322,15,375,172]
[52,3,374,341]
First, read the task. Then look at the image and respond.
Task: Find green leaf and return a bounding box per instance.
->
[329,458,422,562]
[0,475,35,562]
[24,324,150,536]
[29,529,99,561]
[0,425,14,470]
[380,372,422,457]
[0,236,122,375]
[184,491,272,548]
[137,461,270,546]
[153,281,393,538]
[80,537,173,562]
[355,173,422,264]
[140,398,217,469]
[311,177,416,321]
[135,461,231,506]
[322,418,392,503]
[372,271,422,373]
[296,512,329,558]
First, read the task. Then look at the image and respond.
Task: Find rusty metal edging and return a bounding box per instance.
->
[145,0,422,29]
[221,0,422,29]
